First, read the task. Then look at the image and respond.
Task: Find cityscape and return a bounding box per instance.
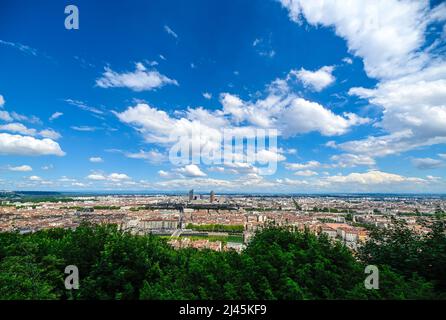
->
[0,0,446,305]
[1,191,444,252]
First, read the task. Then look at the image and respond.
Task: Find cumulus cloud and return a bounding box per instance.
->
[86,173,106,181]
[158,170,173,178]
[114,63,369,173]
[0,123,61,140]
[8,165,32,172]
[281,0,446,158]
[293,66,335,91]
[108,173,131,181]
[325,170,425,185]
[174,164,207,177]
[39,129,61,140]
[113,68,367,177]
[96,62,178,92]
[347,63,446,155]
[0,95,4,107]
[280,98,369,136]
[0,133,65,156]
[330,153,376,168]
[411,157,444,170]
[89,157,104,163]
[0,110,12,122]
[279,0,437,79]
[86,172,130,181]
[219,93,368,137]
[223,162,260,175]
[343,57,353,65]
[9,112,41,125]
[125,149,167,163]
[0,123,36,135]
[202,92,212,99]
[294,170,318,177]
[285,160,321,170]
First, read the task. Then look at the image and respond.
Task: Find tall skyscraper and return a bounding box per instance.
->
[210,190,215,203]
[189,189,194,201]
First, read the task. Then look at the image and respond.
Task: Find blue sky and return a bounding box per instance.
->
[0,0,446,193]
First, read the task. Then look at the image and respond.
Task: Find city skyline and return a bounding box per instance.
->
[1,0,446,193]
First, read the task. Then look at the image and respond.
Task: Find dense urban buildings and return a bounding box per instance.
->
[1,191,444,252]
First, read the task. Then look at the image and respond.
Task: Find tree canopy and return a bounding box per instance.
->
[0,221,444,300]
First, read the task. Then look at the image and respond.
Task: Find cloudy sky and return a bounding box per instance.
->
[0,0,446,193]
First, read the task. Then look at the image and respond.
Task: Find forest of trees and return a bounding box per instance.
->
[0,219,444,300]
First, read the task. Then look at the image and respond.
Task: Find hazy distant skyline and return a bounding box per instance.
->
[1,0,446,193]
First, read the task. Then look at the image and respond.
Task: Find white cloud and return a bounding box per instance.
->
[280,0,436,79]
[86,173,130,182]
[9,112,40,124]
[285,148,297,155]
[347,63,446,155]
[71,126,97,132]
[49,112,63,121]
[125,150,166,163]
[39,129,61,140]
[8,165,32,172]
[89,157,104,163]
[145,60,159,66]
[325,170,425,185]
[203,92,212,99]
[96,62,178,92]
[330,153,376,168]
[293,66,335,91]
[252,37,276,58]
[439,153,446,159]
[412,157,444,170]
[114,104,227,165]
[343,57,353,65]
[174,164,207,177]
[29,175,42,181]
[0,123,61,140]
[281,0,446,158]
[294,170,318,177]
[0,95,4,107]
[64,99,103,115]
[114,70,369,173]
[219,92,368,137]
[0,110,12,122]
[86,174,106,181]
[280,98,369,136]
[255,149,286,163]
[164,25,178,38]
[0,123,36,135]
[108,173,131,181]
[0,133,65,156]
[285,160,321,170]
[59,176,77,182]
[158,170,171,178]
[72,182,87,187]
[0,40,38,56]
[260,50,276,58]
[224,162,259,175]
